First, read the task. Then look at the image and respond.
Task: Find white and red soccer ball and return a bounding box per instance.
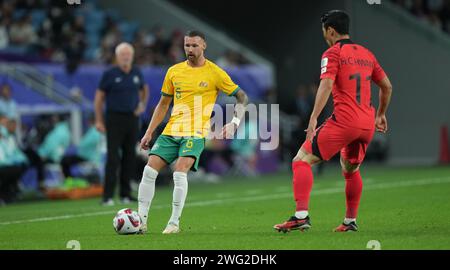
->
[113,208,142,234]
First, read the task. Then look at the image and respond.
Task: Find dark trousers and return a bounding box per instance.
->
[23,147,47,185]
[0,165,26,202]
[199,148,234,172]
[103,112,139,200]
[61,155,86,178]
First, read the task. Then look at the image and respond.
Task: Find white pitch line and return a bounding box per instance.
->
[244,189,263,195]
[364,178,374,184]
[215,192,233,198]
[0,210,116,225]
[1,177,449,226]
[274,186,290,192]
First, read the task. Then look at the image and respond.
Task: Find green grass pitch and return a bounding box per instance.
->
[1,165,449,250]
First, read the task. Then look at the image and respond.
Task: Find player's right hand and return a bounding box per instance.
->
[95,121,106,133]
[140,133,152,150]
[375,114,388,133]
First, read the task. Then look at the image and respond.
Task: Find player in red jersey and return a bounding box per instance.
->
[274,10,393,233]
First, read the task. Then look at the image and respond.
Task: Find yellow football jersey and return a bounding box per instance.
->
[161,59,240,138]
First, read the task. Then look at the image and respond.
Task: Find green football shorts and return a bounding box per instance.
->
[148,135,205,171]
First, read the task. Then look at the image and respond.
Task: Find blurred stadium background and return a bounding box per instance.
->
[0,0,449,206]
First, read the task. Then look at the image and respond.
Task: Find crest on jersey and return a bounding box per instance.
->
[321,57,328,68]
[199,81,208,88]
[133,76,140,84]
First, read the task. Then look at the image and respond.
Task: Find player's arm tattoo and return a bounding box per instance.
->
[234,89,249,120]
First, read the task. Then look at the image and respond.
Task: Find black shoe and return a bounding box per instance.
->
[334,221,358,232]
[274,216,312,233]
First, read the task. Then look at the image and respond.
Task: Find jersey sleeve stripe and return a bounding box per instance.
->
[161,91,173,97]
[228,86,240,96]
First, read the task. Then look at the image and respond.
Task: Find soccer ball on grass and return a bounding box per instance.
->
[113,208,142,234]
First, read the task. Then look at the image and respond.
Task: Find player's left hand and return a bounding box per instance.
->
[305,118,317,142]
[222,122,238,139]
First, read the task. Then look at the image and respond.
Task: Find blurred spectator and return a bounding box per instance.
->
[0,113,28,204]
[199,137,234,176]
[68,15,86,36]
[216,49,240,68]
[216,49,250,68]
[63,16,87,73]
[60,115,104,180]
[0,16,10,49]
[0,83,18,120]
[100,14,116,37]
[133,28,155,66]
[37,17,55,59]
[22,114,55,149]
[150,25,167,64]
[0,1,14,21]
[166,29,185,64]
[230,118,259,176]
[46,2,72,46]
[392,0,450,33]
[0,1,254,65]
[99,23,122,64]
[9,13,38,47]
[37,116,71,165]
[24,115,71,190]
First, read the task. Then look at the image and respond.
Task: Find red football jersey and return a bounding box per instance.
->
[320,39,386,129]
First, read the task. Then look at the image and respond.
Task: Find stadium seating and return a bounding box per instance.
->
[27,63,272,107]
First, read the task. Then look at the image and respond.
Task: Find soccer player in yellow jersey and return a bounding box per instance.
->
[137,30,249,234]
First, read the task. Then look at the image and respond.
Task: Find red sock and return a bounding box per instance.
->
[292,160,314,211]
[343,170,363,219]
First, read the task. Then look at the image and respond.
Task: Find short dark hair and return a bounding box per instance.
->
[321,10,350,35]
[185,30,206,41]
